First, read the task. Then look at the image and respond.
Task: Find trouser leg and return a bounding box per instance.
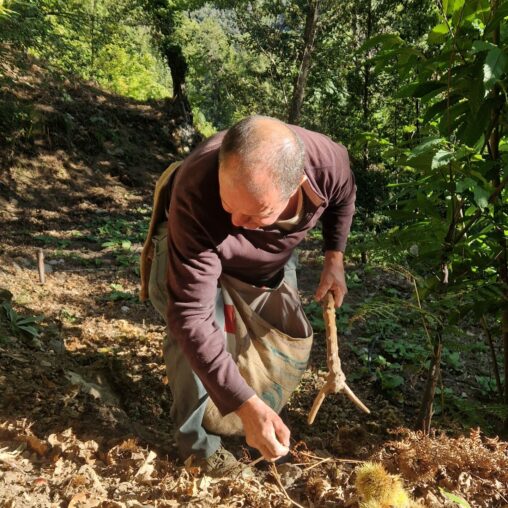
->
[148,223,221,460]
[161,290,224,460]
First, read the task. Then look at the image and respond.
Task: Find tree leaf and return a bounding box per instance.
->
[484,2,508,35]
[471,40,496,53]
[444,0,465,15]
[438,101,469,134]
[358,33,404,53]
[456,177,476,192]
[428,23,449,44]
[483,47,508,91]
[423,96,460,123]
[432,149,454,169]
[395,81,446,99]
[473,185,490,208]
[409,137,444,158]
[457,98,493,146]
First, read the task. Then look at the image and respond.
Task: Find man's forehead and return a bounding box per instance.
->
[219,167,282,214]
[220,159,273,193]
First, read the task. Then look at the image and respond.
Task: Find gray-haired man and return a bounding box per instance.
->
[143,115,355,476]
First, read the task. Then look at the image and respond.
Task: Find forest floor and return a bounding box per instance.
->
[0,47,507,508]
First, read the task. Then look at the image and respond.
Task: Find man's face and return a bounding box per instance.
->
[218,159,290,230]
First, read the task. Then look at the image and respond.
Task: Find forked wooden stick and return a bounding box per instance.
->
[308,292,370,425]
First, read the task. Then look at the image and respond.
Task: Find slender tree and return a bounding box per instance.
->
[288,0,320,125]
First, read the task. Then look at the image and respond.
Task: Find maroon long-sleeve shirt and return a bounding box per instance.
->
[165,126,356,415]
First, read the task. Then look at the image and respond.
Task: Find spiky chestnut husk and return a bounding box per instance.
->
[355,462,412,508]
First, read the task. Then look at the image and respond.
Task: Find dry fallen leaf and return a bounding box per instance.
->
[68,491,102,508]
[0,445,24,470]
[23,434,49,456]
[134,450,157,482]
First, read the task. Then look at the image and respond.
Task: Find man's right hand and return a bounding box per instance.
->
[235,394,290,461]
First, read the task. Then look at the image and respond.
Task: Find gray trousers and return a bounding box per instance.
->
[148,222,297,460]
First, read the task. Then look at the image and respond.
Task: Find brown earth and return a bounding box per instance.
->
[0,48,507,507]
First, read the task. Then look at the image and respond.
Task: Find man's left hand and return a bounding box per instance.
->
[315,250,347,308]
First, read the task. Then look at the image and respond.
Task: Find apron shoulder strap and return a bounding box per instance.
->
[139,161,182,301]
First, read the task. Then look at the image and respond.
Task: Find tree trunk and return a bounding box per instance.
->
[361,0,372,173]
[164,44,192,120]
[415,98,420,138]
[416,334,443,433]
[287,0,320,125]
[481,315,503,400]
[359,0,373,264]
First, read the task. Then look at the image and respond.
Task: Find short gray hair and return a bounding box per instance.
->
[219,115,305,199]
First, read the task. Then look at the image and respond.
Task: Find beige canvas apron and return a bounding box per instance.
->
[202,274,313,436]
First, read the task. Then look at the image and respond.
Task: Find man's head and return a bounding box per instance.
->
[218,115,305,229]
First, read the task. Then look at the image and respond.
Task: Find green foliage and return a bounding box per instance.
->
[373,31,504,255]
[173,4,293,130]
[88,212,149,274]
[475,375,499,397]
[1,301,42,339]
[93,29,172,100]
[34,235,71,249]
[101,284,138,302]
[349,304,429,401]
[0,0,171,100]
[0,0,14,17]
[349,0,508,424]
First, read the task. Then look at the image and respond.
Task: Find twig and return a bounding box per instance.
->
[269,463,306,508]
[302,457,332,471]
[247,455,265,467]
[298,451,364,464]
[412,277,432,346]
[0,445,25,472]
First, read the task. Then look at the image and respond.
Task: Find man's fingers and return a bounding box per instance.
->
[265,423,289,457]
[258,444,276,461]
[334,289,344,308]
[259,440,286,462]
[315,283,330,302]
[236,395,291,462]
[274,420,291,448]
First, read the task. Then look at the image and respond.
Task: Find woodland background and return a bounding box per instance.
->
[0,0,507,507]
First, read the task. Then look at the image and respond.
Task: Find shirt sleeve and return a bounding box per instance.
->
[320,146,356,252]
[166,193,255,415]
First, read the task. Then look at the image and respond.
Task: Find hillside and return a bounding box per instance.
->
[0,47,507,507]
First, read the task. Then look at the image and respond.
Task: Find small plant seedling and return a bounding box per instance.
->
[34,235,71,249]
[102,284,138,302]
[1,302,42,339]
[60,308,79,324]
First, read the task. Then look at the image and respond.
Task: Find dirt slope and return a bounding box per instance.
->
[0,48,507,507]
